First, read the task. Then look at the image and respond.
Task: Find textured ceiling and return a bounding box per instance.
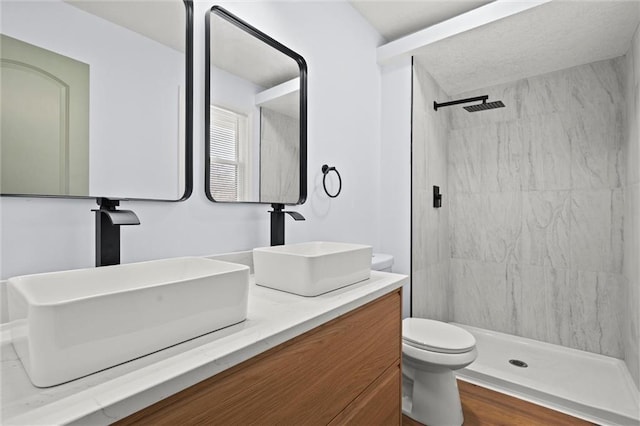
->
[350,0,493,42]
[209,12,300,89]
[413,0,640,95]
[65,0,185,52]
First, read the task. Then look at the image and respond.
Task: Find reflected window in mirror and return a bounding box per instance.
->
[206,6,307,204]
[209,105,251,201]
[0,0,193,201]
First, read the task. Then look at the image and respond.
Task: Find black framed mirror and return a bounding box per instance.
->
[205,6,307,204]
[0,0,193,201]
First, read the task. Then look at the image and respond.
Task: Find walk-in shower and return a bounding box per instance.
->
[410,1,640,423]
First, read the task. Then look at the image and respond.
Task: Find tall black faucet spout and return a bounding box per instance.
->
[93,198,140,267]
[270,203,305,246]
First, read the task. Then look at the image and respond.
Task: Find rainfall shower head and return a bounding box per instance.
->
[433,95,505,113]
[464,100,505,112]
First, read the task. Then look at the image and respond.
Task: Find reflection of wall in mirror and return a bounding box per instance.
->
[1,0,184,199]
[209,65,261,201]
[1,34,89,196]
[260,108,299,204]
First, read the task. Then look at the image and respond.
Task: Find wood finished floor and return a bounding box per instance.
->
[402,380,596,426]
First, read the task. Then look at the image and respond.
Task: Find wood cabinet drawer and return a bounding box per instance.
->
[117,289,401,425]
[329,363,401,426]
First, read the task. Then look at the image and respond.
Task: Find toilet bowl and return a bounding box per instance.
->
[402,318,477,426]
[368,254,476,425]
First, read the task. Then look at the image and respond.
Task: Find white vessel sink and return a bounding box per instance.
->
[253,242,372,296]
[7,257,249,387]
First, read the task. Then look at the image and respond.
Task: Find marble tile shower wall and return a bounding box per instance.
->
[412,61,451,322]
[623,23,639,388]
[448,58,627,358]
[260,108,300,203]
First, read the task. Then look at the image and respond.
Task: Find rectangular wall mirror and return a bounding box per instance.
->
[206,6,307,204]
[0,0,193,201]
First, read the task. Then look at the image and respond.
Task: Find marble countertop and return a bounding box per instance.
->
[1,271,406,425]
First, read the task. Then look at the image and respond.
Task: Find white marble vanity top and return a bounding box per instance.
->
[1,270,406,425]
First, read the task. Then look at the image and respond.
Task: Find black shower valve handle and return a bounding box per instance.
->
[433,185,442,208]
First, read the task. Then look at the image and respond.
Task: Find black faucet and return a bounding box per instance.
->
[93,198,140,267]
[269,203,305,246]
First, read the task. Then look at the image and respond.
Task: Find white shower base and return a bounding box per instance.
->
[452,323,640,426]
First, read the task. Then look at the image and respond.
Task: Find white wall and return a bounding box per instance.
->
[0,2,384,286]
[379,58,412,317]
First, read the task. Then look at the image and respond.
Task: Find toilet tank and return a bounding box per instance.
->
[371,253,394,272]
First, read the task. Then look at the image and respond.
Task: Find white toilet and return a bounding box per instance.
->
[402,318,477,426]
[370,254,477,426]
[371,253,394,272]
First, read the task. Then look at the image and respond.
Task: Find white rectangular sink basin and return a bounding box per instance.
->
[253,242,372,296]
[7,257,249,387]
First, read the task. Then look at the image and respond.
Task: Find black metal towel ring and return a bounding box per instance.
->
[321,164,342,198]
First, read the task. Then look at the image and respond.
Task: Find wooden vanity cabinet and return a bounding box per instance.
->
[117,289,402,425]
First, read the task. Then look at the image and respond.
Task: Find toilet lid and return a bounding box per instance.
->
[402,318,476,354]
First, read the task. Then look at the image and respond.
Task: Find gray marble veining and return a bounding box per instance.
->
[515,264,564,344]
[568,104,625,190]
[450,192,521,264]
[450,193,485,262]
[450,259,518,335]
[412,262,450,322]
[516,70,567,118]
[483,121,523,192]
[413,190,438,265]
[448,127,483,194]
[561,270,622,357]
[570,189,623,273]
[521,190,571,269]
[521,113,572,191]
[412,106,429,190]
[483,192,522,264]
[503,264,622,358]
[563,58,626,112]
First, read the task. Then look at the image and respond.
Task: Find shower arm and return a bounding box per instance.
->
[433,95,488,111]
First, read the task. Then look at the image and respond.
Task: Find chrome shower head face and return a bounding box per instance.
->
[463,100,505,112]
